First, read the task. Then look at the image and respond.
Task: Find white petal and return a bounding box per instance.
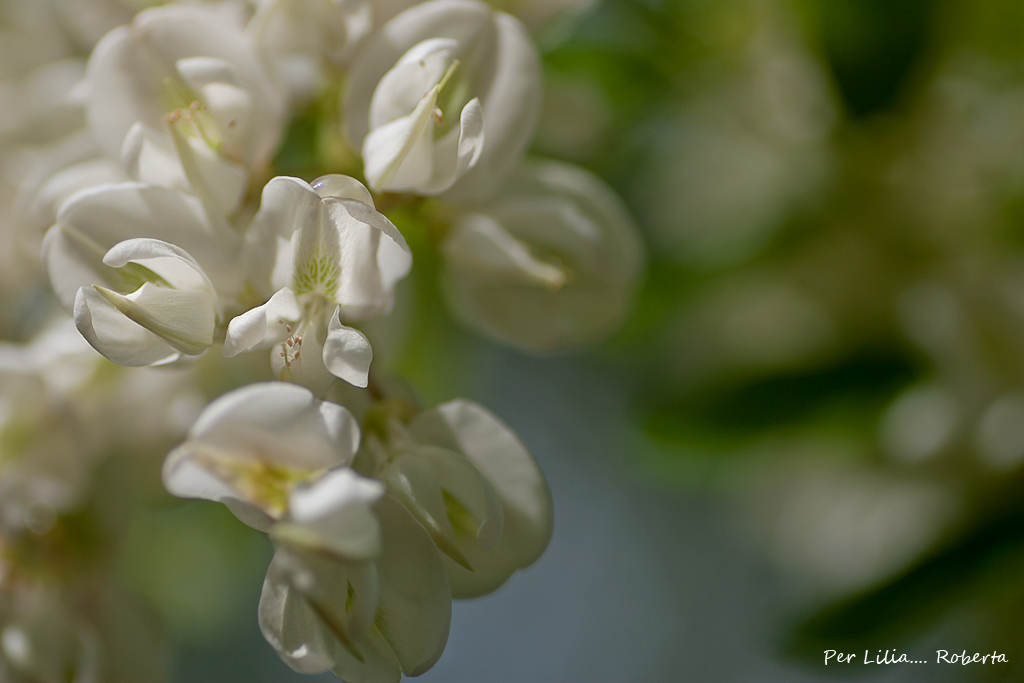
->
[345,1,539,202]
[122,122,188,192]
[73,287,180,366]
[259,549,398,680]
[441,160,645,349]
[188,382,361,471]
[369,493,451,677]
[162,445,275,531]
[85,26,166,161]
[245,177,411,318]
[416,97,485,195]
[42,221,119,314]
[362,89,438,193]
[368,38,458,127]
[29,159,125,229]
[311,174,374,205]
[278,469,385,561]
[224,287,301,358]
[384,444,503,567]
[86,5,286,168]
[322,309,373,388]
[175,56,242,89]
[344,0,492,146]
[326,199,412,320]
[245,176,324,298]
[94,282,216,356]
[442,12,541,202]
[407,399,552,598]
[442,213,566,287]
[53,182,242,298]
[165,121,250,216]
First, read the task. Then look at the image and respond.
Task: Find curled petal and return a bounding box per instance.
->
[74,287,180,367]
[322,308,373,388]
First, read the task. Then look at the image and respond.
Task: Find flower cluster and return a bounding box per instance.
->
[0,0,640,679]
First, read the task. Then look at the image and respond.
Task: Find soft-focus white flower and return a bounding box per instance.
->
[0,590,101,683]
[229,175,411,390]
[163,382,451,681]
[247,0,372,99]
[0,324,102,531]
[442,160,645,350]
[84,3,287,203]
[360,398,552,598]
[163,382,362,530]
[42,182,242,365]
[345,0,540,199]
[260,490,451,682]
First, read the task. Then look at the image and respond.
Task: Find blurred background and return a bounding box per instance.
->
[8,0,1024,681]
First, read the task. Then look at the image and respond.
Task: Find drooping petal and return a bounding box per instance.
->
[322,308,373,388]
[407,399,552,597]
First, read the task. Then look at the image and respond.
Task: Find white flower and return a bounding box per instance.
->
[228,175,411,390]
[441,160,645,350]
[41,182,243,365]
[345,0,540,199]
[0,359,92,532]
[247,0,372,99]
[259,489,451,682]
[361,398,553,598]
[0,591,100,683]
[162,382,362,531]
[163,382,451,681]
[84,4,287,204]
[359,37,484,194]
